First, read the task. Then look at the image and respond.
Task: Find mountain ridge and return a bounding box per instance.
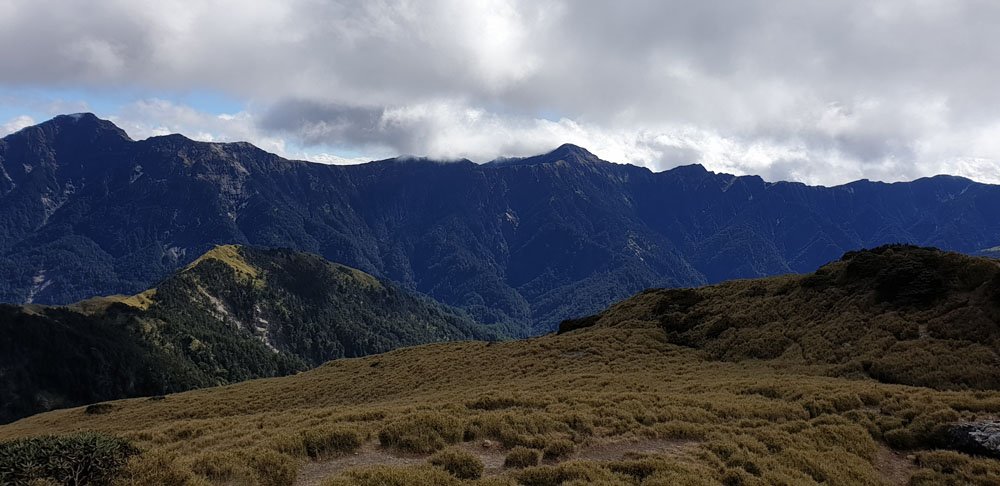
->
[3,114,1000,334]
[15,113,986,186]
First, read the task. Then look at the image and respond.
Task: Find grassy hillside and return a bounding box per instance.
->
[2,246,998,485]
[580,244,1000,390]
[0,245,495,424]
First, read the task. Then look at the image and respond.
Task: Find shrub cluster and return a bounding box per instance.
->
[0,433,138,486]
[428,447,484,479]
[302,427,363,458]
[378,413,463,453]
[541,438,575,459]
[504,447,541,468]
[269,426,363,459]
[321,465,459,486]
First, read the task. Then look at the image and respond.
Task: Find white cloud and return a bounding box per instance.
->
[1,115,35,136]
[109,99,288,155]
[2,0,1000,184]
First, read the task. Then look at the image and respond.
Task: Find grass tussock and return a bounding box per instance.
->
[378,412,464,453]
[910,450,1000,485]
[269,426,363,458]
[118,448,296,486]
[321,465,459,486]
[428,447,485,479]
[504,446,541,468]
[542,438,576,459]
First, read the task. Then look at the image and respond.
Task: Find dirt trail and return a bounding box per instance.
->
[294,438,698,486]
[875,447,917,486]
[295,442,425,486]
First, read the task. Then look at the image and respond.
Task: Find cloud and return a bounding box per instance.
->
[1,115,35,136]
[1,0,1000,184]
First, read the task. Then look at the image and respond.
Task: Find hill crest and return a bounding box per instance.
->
[567,245,1000,390]
[0,245,494,424]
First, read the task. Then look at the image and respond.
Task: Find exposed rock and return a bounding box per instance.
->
[944,422,1000,459]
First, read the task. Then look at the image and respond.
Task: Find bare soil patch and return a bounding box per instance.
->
[874,447,917,486]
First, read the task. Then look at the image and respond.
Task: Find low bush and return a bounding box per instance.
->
[0,432,138,486]
[113,450,207,486]
[464,412,571,448]
[302,427,363,458]
[466,394,546,411]
[268,427,363,459]
[909,450,1000,485]
[428,447,484,479]
[242,449,297,486]
[514,462,618,486]
[186,450,252,482]
[83,403,115,415]
[504,447,541,468]
[322,465,459,486]
[542,438,575,459]
[378,413,463,453]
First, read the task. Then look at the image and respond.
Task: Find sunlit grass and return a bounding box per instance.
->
[2,316,999,484]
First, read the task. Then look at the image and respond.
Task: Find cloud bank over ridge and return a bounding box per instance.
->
[2,0,1000,185]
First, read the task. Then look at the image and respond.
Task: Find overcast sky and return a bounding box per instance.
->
[1,0,999,185]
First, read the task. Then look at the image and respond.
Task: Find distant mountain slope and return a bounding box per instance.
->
[0,245,492,424]
[570,245,1000,390]
[2,114,1000,333]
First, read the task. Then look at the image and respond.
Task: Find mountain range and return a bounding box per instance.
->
[0,244,490,424]
[2,113,999,334]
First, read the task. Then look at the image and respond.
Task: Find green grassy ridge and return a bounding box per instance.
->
[0,245,497,424]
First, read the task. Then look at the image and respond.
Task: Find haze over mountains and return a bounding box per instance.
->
[2,113,999,334]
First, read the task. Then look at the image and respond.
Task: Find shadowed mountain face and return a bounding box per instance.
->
[0,245,491,424]
[3,114,1000,333]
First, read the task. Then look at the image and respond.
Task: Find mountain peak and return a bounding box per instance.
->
[14,112,131,143]
[541,143,600,164]
[665,163,709,174]
[57,112,98,122]
[185,244,259,279]
[488,143,603,167]
[550,143,595,157]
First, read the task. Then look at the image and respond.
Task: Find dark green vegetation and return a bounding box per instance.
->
[577,245,1000,391]
[4,114,1000,334]
[1,247,998,485]
[0,245,493,424]
[0,432,137,485]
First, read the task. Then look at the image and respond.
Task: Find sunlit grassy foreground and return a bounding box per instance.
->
[3,314,999,485]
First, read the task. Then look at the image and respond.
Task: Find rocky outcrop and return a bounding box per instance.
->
[944,422,1000,458]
